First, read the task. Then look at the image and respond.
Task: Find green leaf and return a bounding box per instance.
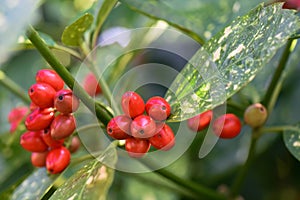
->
[283,124,300,162]
[91,0,118,47]
[62,13,94,46]
[120,0,263,43]
[49,143,117,200]
[165,3,300,122]
[12,168,57,200]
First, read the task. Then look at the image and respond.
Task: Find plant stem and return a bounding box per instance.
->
[26,25,112,125]
[262,39,295,113]
[230,133,258,197]
[260,125,300,133]
[140,159,227,200]
[0,70,31,104]
[79,40,121,115]
[91,0,118,48]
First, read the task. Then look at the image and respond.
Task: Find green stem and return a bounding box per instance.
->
[140,159,227,200]
[53,44,82,60]
[91,0,118,48]
[262,39,296,113]
[79,40,121,115]
[26,25,112,125]
[0,70,31,104]
[260,125,300,133]
[230,133,258,197]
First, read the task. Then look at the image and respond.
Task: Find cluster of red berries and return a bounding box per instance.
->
[106,91,175,158]
[19,69,80,174]
[188,110,242,139]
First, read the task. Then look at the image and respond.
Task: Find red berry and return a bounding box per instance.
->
[121,91,145,118]
[106,115,132,140]
[8,106,29,133]
[54,89,80,114]
[187,110,213,132]
[20,131,48,152]
[31,151,48,167]
[28,83,56,108]
[68,136,81,153]
[145,96,171,121]
[283,0,300,10]
[46,146,70,174]
[149,124,175,151]
[125,137,150,158]
[42,128,64,148]
[25,108,55,131]
[83,73,102,96]
[131,115,156,139]
[213,113,242,139]
[29,102,38,111]
[50,114,76,140]
[8,106,29,123]
[36,69,64,91]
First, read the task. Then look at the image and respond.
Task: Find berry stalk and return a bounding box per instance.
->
[0,70,31,104]
[26,25,113,125]
[262,39,296,114]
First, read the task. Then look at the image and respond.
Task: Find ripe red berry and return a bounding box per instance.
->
[42,128,64,148]
[121,91,145,118]
[36,69,64,91]
[125,137,150,158]
[31,151,48,167]
[46,146,70,174]
[29,102,38,111]
[28,83,56,108]
[149,124,175,151]
[145,96,171,121]
[106,115,132,140]
[54,89,80,114]
[187,110,213,132]
[83,73,102,96]
[283,0,300,10]
[25,108,55,131]
[50,114,76,140]
[8,106,29,123]
[8,106,29,133]
[131,115,156,139]
[68,136,81,153]
[20,131,48,152]
[213,113,242,139]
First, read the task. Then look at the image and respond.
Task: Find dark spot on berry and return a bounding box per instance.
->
[108,128,113,133]
[139,130,144,135]
[44,129,49,134]
[260,107,265,112]
[58,95,64,101]
[161,105,166,111]
[30,88,34,93]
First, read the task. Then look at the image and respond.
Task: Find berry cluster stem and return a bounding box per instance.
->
[0,70,31,104]
[230,134,258,197]
[26,25,112,125]
[263,39,296,114]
